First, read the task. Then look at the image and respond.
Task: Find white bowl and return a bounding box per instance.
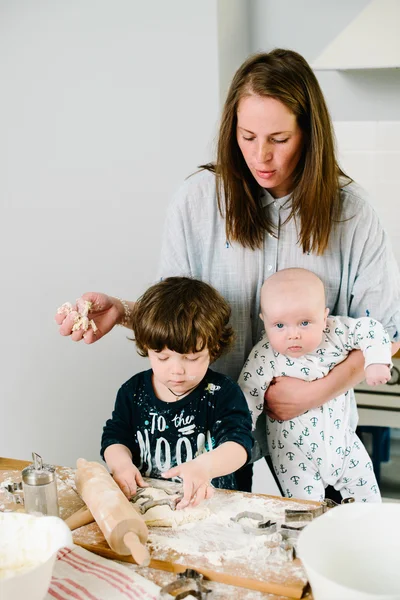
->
[0,512,73,600]
[297,502,400,600]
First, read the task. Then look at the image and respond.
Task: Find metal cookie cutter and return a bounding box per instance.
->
[284,505,324,523]
[159,568,212,599]
[280,523,306,537]
[231,511,277,535]
[284,497,355,524]
[133,487,184,515]
[322,497,355,510]
[277,540,295,561]
[0,481,24,511]
[142,477,184,495]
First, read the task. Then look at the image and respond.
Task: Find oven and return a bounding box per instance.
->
[355,358,400,494]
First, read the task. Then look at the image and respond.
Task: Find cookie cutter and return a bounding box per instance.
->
[136,494,184,515]
[284,497,355,523]
[280,523,306,537]
[277,540,295,561]
[230,511,277,535]
[133,486,184,515]
[230,513,295,560]
[159,568,212,599]
[0,481,24,511]
[284,505,324,523]
[142,477,184,495]
[324,497,355,508]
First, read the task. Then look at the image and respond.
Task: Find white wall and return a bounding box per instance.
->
[217,0,250,103]
[0,0,222,466]
[334,121,400,266]
[248,0,400,121]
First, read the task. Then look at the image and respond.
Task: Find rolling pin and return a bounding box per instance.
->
[75,458,150,566]
[65,505,95,530]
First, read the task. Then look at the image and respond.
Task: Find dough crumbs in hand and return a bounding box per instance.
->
[57,300,98,334]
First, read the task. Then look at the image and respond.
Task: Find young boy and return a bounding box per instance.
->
[101,277,253,509]
[239,268,392,503]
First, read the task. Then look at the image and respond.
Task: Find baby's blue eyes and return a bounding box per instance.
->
[275,321,309,329]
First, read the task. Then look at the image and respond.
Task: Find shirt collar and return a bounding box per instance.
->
[259,187,292,209]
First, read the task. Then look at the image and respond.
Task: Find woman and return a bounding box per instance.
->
[57,49,400,491]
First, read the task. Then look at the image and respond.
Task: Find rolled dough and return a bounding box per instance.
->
[131,486,210,527]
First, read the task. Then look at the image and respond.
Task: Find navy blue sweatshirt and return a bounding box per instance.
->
[101,368,253,490]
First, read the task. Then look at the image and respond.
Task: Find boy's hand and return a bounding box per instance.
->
[112,465,149,498]
[162,461,214,509]
[365,364,391,386]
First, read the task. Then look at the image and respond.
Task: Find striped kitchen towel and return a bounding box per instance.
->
[46,546,162,600]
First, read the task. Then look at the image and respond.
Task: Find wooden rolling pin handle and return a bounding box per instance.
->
[123,531,150,567]
[65,506,95,531]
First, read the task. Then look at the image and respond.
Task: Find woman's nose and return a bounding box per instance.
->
[256,141,272,163]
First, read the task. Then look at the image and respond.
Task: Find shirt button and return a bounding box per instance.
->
[267,265,273,271]
[273,201,278,208]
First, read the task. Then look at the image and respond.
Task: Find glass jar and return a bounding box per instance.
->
[21,453,59,517]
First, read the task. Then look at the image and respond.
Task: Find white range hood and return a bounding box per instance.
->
[312,0,400,70]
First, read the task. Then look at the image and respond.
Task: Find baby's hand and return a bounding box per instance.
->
[365,364,391,386]
[112,465,148,498]
[162,461,214,510]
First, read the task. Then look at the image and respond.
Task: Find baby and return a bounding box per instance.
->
[239,268,392,502]
[101,276,253,509]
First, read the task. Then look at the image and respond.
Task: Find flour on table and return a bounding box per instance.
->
[148,491,315,581]
[131,486,210,527]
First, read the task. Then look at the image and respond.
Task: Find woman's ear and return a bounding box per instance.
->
[259,312,264,322]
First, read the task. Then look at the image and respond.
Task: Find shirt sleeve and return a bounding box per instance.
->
[347,201,400,342]
[100,383,135,459]
[333,316,393,369]
[238,339,274,429]
[156,185,193,280]
[211,378,254,463]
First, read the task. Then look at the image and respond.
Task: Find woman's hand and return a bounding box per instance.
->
[162,461,214,509]
[264,377,315,420]
[265,350,369,420]
[55,292,124,343]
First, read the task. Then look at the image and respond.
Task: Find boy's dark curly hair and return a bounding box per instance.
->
[132,277,235,363]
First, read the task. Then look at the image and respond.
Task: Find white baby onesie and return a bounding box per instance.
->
[239,316,392,502]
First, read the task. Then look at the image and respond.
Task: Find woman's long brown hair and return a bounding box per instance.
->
[202,49,351,253]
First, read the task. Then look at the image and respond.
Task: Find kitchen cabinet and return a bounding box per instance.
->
[312,0,400,70]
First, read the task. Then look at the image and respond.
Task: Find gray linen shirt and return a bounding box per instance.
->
[158,169,400,384]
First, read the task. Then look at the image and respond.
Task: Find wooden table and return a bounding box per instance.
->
[1,457,314,599]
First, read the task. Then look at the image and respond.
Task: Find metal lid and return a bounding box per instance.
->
[22,464,56,485]
[21,452,56,485]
